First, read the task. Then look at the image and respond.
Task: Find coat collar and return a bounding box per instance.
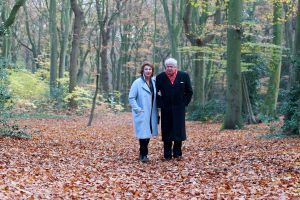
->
[163,71,180,85]
[141,76,155,93]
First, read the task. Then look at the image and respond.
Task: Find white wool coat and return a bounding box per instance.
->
[128,77,158,139]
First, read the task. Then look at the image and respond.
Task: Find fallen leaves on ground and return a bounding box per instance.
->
[0,112,300,199]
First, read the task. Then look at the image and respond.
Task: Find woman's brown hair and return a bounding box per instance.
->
[139,62,154,76]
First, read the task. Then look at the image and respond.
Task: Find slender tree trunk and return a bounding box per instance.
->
[264,1,283,117]
[24,5,39,73]
[153,0,157,68]
[49,0,58,96]
[59,0,71,79]
[160,0,184,60]
[242,73,257,124]
[1,1,10,60]
[284,3,294,89]
[193,52,206,107]
[69,0,83,108]
[0,0,26,36]
[88,74,99,126]
[224,0,243,129]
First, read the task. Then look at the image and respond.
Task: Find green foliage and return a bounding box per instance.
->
[64,86,94,114]
[0,123,31,139]
[242,52,269,114]
[0,59,12,116]
[281,84,300,135]
[0,59,31,139]
[104,91,124,113]
[188,100,225,122]
[8,69,48,101]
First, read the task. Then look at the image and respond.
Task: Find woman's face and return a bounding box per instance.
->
[143,65,153,79]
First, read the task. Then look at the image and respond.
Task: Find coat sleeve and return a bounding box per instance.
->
[184,73,193,106]
[128,80,142,113]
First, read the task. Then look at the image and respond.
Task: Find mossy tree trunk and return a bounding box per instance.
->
[59,0,71,79]
[224,0,243,129]
[69,0,83,109]
[264,0,284,118]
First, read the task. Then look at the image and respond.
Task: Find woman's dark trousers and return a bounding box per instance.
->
[139,139,150,157]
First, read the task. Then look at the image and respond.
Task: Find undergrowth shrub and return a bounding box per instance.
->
[0,60,31,139]
[281,85,300,135]
[188,99,225,122]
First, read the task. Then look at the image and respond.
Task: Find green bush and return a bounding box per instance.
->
[64,86,94,114]
[188,100,225,122]
[8,69,48,101]
[0,60,31,139]
[281,84,300,135]
[0,123,31,139]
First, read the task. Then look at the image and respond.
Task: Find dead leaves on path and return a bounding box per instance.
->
[0,112,300,199]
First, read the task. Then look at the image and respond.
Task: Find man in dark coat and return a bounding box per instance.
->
[156,58,193,160]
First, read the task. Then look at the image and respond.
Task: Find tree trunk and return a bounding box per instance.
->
[264,0,284,118]
[59,0,71,79]
[183,0,219,108]
[1,1,11,60]
[242,73,257,124]
[88,74,100,126]
[69,0,83,108]
[160,0,184,60]
[24,5,39,73]
[96,0,122,94]
[0,0,26,36]
[49,0,58,96]
[224,0,243,129]
[295,0,300,84]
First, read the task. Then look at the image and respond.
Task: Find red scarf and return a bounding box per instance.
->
[166,70,177,84]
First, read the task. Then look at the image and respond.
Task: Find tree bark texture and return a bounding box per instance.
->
[224,0,243,129]
[242,73,257,124]
[69,0,83,108]
[49,0,58,96]
[0,0,26,36]
[24,5,39,73]
[88,74,100,126]
[59,0,71,79]
[264,0,284,117]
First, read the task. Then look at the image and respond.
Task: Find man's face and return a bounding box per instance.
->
[165,65,176,76]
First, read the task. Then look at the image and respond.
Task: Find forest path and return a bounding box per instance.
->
[1,112,300,199]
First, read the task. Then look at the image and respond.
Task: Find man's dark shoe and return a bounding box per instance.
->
[140,155,149,163]
[173,155,183,160]
[164,157,172,161]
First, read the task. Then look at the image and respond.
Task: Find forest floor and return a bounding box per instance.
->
[0,111,300,199]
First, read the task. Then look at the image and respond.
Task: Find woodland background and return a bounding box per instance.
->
[0,0,300,198]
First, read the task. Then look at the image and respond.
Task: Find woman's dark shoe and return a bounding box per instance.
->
[140,155,149,163]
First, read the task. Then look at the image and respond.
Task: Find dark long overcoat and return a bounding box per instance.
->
[156,71,193,141]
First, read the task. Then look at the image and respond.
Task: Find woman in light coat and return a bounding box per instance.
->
[128,62,158,162]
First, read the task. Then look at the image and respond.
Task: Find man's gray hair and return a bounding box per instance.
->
[164,58,177,67]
